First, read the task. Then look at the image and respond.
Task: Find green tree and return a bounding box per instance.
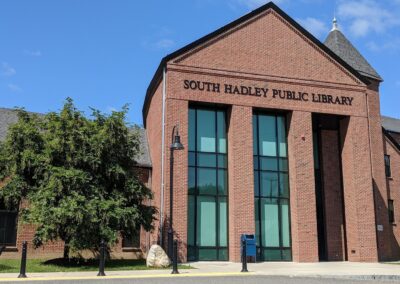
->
[0,99,156,258]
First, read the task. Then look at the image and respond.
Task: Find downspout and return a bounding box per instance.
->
[160,66,167,245]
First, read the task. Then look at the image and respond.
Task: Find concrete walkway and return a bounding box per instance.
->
[0,262,400,281]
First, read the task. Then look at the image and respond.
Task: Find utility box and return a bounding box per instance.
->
[241,234,256,262]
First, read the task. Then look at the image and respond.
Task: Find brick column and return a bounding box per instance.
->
[340,116,378,262]
[367,81,392,260]
[227,105,255,262]
[320,130,346,261]
[287,111,319,262]
[164,98,189,262]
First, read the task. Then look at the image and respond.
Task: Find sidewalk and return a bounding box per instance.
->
[0,262,400,281]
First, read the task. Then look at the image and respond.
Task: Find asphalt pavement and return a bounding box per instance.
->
[0,276,398,284]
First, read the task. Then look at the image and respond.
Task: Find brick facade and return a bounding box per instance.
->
[144,5,396,263]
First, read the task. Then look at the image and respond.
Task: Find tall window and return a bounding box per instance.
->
[253,113,291,261]
[384,155,391,178]
[0,200,18,247]
[188,107,228,261]
[389,200,395,224]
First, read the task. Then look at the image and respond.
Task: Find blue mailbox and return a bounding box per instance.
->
[241,234,256,261]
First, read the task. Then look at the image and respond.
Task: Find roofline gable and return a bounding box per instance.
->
[142,1,371,125]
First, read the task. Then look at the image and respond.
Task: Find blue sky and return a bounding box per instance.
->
[1,0,399,125]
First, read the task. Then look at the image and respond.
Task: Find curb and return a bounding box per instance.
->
[0,272,251,282]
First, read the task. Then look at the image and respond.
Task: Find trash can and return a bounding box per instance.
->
[241,234,256,262]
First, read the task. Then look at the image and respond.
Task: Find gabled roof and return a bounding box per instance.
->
[382,116,400,134]
[324,29,382,81]
[143,1,371,125]
[0,108,152,168]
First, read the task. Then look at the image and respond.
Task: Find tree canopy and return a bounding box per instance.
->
[0,98,156,256]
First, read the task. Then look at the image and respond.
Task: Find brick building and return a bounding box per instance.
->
[1,2,400,263]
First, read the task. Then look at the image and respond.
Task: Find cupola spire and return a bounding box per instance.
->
[331,17,339,31]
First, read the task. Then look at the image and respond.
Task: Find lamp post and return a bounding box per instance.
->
[168,125,184,259]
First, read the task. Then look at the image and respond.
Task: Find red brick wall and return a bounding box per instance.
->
[145,81,164,248]
[227,105,255,261]
[384,136,400,259]
[288,111,319,262]
[320,130,346,261]
[340,116,378,262]
[143,6,385,263]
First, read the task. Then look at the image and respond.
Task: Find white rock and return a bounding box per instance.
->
[146,244,171,268]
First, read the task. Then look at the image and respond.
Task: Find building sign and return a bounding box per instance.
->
[183,80,354,106]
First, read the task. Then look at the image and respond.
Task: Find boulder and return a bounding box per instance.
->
[146,244,170,268]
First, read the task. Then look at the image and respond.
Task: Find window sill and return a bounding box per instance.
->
[122,247,141,252]
[387,177,393,180]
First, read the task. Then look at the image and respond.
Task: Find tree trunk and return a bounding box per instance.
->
[63,242,70,259]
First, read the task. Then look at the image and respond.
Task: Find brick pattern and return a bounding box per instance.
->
[340,116,378,262]
[366,81,393,260]
[163,99,189,262]
[287,111,319,262]
[320,130,346,261]
[384,136,400,259]
[142,7,396,263]
[227,105,255,262]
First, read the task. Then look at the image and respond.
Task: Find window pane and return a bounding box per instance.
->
[218,155,227,169]
[197,153,216,167]
[197,196,216,246]
[189,152,196,167]
[253,115,258,155]
[279,158,288,172]
[253,156,259,170]
[255,198,260,246]
[263,249,281,261]
[218,248,228,260]
[197,110,216,152]
[280,173,289,198]
[218,170,227,195]
[198,248,217,260]
[261,198,279,247]
[188,196,196,246]
[189,167,196,194]
[197,168,217,195]
[254,171,259,196]
[260,157,278,171]
[260,172,279,197]
[217,111,227,154]
[259,115,277,157]
[189,109,196,151]
[282,249,292,261]
[281,200,291,247]
[277,116,287,157]
[219,198,228,247]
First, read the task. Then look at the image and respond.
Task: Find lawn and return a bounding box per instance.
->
[0,258,192,273]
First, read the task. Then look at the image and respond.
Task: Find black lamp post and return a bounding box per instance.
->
[168,125,184,259]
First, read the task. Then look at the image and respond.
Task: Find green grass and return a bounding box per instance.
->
[0,258,192,273]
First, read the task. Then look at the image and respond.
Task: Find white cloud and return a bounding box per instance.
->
[1,62,16,76]
[338,0,400,37]
[155,39,175,49]
[366,38,400,52]
[297,17,328,38]
[23,50,42,57]
[8,84,22,93]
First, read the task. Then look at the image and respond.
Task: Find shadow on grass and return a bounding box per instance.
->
[43,258,147,269]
